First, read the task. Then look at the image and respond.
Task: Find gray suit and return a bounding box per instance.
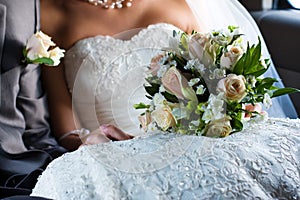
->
[0,0,58,153]
[0,1,66,196]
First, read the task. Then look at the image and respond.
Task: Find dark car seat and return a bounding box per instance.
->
[239,0,300,116]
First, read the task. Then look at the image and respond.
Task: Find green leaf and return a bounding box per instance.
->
[162,92,179,103]
[23,48,28,58]
[256,77,278,93]
[272,88,300,98]
[243,44,253,73]
[228,25,238,32]
[228,34,243,46]
[172,54,186,68]
[233,38,264,76]
[173,30,177,37]
[145,82,160,97]
[145,95,153,100]
[232,54,245,75]
[230,118,243,132]
[233,43,251,75]
[180,33,189,51]
[133,103,150,109]
[250,38,261,65]
[32,57,54,66]
[247,67,268,77]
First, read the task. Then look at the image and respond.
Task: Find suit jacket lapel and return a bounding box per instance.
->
[0,4,6,71]
[35,0,40,31]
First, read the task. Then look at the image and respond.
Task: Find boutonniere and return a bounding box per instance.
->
[23,31,65,66]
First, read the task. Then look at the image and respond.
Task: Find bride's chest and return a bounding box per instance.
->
[63,24,177,93]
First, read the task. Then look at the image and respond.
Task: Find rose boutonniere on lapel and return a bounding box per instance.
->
[23,31,65,66]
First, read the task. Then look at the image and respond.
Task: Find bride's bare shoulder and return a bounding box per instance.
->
[40,0,200,48]
[138,0,200,33]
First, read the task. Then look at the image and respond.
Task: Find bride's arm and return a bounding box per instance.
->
[42,64,83,150]
[42,65,133,150]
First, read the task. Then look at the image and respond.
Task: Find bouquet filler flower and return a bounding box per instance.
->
[134,26,299,137]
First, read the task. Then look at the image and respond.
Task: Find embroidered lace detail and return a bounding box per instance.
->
[64,23,179,132]
[31,118,300,199]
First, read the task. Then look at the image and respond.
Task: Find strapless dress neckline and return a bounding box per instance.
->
[63,23,181,133]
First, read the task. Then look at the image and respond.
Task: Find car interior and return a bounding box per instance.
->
[239,0,300,117]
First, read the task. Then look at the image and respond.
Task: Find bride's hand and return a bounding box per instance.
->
[99,124,134,141]
[80,124,133,146]
[81,129,111,146]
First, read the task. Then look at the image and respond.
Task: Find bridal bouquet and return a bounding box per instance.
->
[134,26,299,137]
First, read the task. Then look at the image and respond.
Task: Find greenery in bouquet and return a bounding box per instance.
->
[134,26,299,137]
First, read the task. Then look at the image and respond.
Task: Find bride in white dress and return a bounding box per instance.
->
[32,0,300,199]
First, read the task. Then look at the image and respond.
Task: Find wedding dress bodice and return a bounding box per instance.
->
[64,23,177,134]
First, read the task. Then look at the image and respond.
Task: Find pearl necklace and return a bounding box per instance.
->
[84,0,133,9]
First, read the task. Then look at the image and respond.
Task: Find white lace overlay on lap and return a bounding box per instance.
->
[32,118,300,199]
[64,23,177,134]
[32,23,300,200]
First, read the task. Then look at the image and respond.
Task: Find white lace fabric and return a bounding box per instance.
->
[31,118,300,199]
[64,23,178,134]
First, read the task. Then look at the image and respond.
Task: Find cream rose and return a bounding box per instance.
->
[220,45,243,70]
[205,117,232,137]
[217,74,247,102]
[161,66,197,102]
[25,31,64,66]
[188,33,213,66]
[151,106,176,131]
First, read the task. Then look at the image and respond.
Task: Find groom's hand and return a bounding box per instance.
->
[99,124,134,141]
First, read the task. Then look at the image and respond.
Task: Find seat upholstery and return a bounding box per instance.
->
[239,0,264,11]
[239,0,300,115]
[251,9,300,115]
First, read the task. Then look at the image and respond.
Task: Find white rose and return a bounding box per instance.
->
[48,47,65,66]
[26,33,50,60]
[35,31,56,49]
[25,31,64,66]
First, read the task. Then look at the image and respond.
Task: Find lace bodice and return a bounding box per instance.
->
[64,23,178,134]
[31,118,300,199]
